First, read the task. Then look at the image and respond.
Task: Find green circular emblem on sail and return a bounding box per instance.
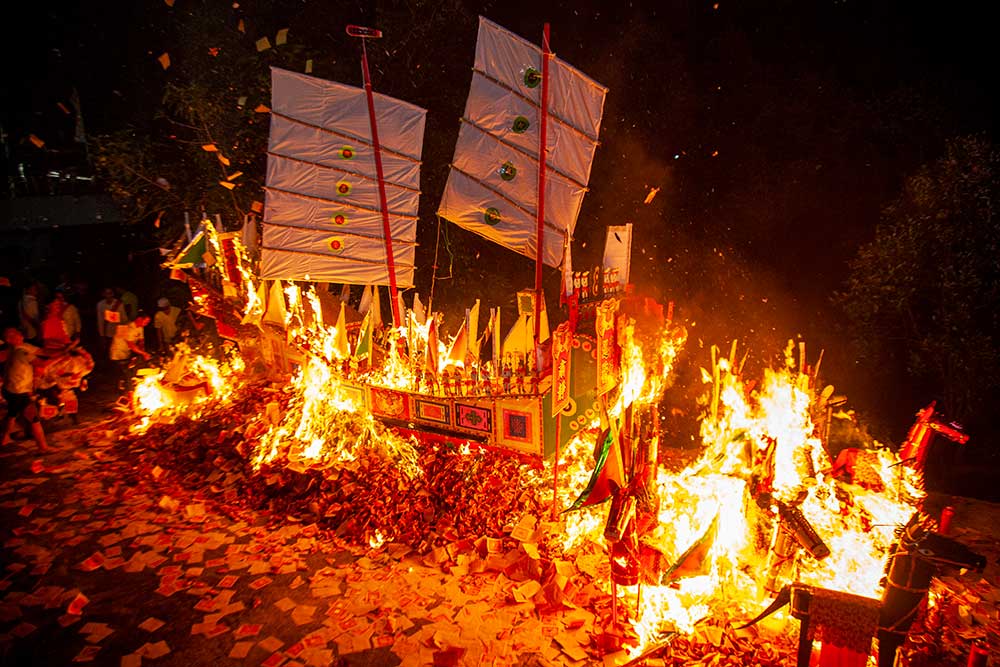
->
[511,116,530,134]
[339,146,355,160]
[331,213,348,225]
[498,161,517,181]
[523,67,541,89]
[327,236,345,253]
[483,207,501,226]
[335,181,352,196]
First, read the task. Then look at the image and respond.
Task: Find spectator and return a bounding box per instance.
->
[1,327,48,451]
[109,312,151,391]
[153,297,181,353]
[40,297,70,349]
[115,286,139,323]
[96,288,125,358]
[58,291,82,342]
[19,282,41,344]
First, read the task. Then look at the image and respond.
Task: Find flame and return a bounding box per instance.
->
[130,343,243,434]
[136,236,922,660]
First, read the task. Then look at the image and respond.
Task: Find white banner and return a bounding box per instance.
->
[603,224,633,287]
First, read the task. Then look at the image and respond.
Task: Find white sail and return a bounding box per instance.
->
[261,67,427,287]
[437,17,607,268]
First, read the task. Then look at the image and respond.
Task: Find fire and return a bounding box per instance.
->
[133,245,923,661]
[130,343,244,433]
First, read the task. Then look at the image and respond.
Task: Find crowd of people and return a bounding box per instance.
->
[0,274,192,452]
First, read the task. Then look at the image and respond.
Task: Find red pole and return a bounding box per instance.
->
[360,39,401,328]
[533,23,551,351]
[551,415,561,520]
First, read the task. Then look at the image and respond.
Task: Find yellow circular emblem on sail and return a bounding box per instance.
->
[326,236,345,253]
[331,213,349,225]
[335,181,352,196]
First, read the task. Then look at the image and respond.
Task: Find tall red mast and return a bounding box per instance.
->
[533,23,551,351]
[348,25,402,328]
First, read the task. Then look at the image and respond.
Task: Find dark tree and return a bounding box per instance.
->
[837,135,998,429]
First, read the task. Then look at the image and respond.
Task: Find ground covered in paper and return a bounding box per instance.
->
[1,404,999,666]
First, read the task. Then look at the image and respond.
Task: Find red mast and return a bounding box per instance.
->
[533,23,551,351]
[347,25,402,328]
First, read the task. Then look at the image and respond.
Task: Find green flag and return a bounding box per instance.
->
[354,311,372,361]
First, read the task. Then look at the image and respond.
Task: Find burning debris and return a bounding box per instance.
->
[103,238,994,665]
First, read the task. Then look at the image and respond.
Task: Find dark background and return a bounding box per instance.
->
[1,1,994,487]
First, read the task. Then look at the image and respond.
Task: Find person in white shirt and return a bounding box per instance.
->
[1,327,49,450]
[153,297,182,353]
[96,288,126,358]
[110,313,151,391]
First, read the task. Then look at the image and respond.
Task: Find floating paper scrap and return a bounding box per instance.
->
[255,37,271,51]
[229,641,253,659]
[235,623,262,638]
[67,592,89,615]
[275,28,288,45]
[157,53,170,70]
[254,104,269,113]
[138,640,170,659]
[510,515,536,542]
[158,495,179,512]
[644,186,660,204]
[305,59,312,73]
[28,134,45,148]
[237,19,245,33]
[201,144,217,152]
[219,181,236,190]
[258,636,284,652]
[73,646,101,662]
[138,617,164,632]
[121,654,142,667]
[81,622,114,643]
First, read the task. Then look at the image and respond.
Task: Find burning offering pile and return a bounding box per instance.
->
[99,250,999,666]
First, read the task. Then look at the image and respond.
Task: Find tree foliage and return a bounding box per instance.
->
[837,135,998,424]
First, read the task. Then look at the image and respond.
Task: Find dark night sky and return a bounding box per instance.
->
[2,0,994,432]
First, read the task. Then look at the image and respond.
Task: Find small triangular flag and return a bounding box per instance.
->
[158,53,171,69]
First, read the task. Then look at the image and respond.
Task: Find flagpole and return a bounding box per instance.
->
[551,416,561,520]
[349,25,401,328]
[533,23,551,352]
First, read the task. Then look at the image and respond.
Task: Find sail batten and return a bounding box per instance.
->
[261,67,426,287]
[266,151,421,193]
[437,17,606,268]
[270,111,423,163]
